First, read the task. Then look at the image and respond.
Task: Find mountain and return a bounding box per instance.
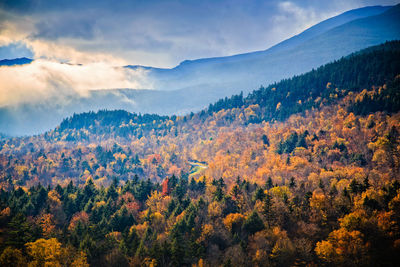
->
[56,41,400,139]
[0,57,32,66]
[132,4,399,93]
[266,5,392,53]
[123,4,399,113]
[1,41,400,267]
[1,40,398,185]
[1,5,400,136]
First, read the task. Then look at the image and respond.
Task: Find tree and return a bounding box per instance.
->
[162,177,170,196]
[7,213,39,248]
[315,228,369,266]
[213,178,225,201]
[171,233,185,266]
[243,211,264,235]
[262,134,270,146]
[252,187,266,202]
[223,213,245,234]
[270,231,295,266]
[0,247,26,267]
[68,211,89,230]
[26,238,64,266]
[266,177,273,189]
[289,177,296,189]
[262,193,274,226]
[71,251,89,267]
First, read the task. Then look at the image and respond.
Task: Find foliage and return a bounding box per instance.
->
[0,41,400,266]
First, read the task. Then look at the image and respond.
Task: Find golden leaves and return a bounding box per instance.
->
[223,213,245,232]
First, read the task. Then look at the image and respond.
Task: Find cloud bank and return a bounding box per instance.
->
[0,60,152,107]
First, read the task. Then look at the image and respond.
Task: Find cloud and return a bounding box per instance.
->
[0,42,33,59]
[0,60,152,107]
[272,1,332,40]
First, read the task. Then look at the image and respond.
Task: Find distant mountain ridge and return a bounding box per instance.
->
[57,41,400,137]
[0,57,32,66]
[127,5,391,72]
[121,4,400,119]
[126,4,396,92]
[266,5,392,53]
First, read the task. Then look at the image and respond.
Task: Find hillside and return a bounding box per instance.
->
[0,41,400,266]
[266,5,391,53]
[53,41,400,141]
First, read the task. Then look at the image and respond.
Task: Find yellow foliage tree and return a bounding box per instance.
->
[25,238,88,267]
[26,238,63,266]
[0,247,26,267]
[315,228,369,265]
[223,213,245,233]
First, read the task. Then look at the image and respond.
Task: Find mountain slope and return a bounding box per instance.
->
[15,41,399,194]
[2,43,400,267]
[131,5,396,91]
[266,5,391,53]
[55,41,400,140]
[1,12,400,267]
[116,5,400,124]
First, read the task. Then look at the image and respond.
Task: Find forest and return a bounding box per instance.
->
[0,41,400,266]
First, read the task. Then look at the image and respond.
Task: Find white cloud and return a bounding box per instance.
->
[26,39,129,65]
[0,60,152,107]
[0,10,34,47]
[272,1,332,39]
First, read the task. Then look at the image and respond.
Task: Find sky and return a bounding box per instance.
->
[0,0,398,67]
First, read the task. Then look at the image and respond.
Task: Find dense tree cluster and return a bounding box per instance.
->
[349,74,400,115]
[209,41,400,121]
[1,156,400,266]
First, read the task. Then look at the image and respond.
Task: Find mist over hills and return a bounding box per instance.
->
[54,41,400,139]
[0,4,399,136]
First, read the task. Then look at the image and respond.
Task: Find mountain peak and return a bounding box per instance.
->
[0,57,33,66]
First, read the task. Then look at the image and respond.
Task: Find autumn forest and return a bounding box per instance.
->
[0,41,400,266]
